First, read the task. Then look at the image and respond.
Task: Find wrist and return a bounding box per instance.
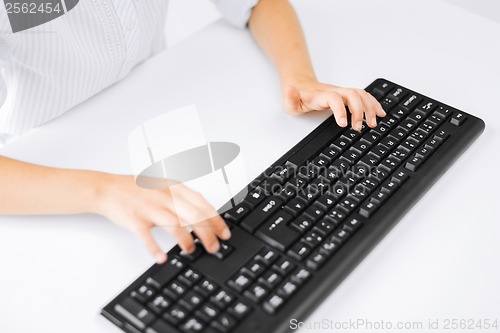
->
[89,172,123,216]
[280,71,318,91]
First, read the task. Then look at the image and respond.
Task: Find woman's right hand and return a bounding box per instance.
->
[95,174,231,264]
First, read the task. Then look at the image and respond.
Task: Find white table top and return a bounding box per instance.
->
[1,0,499,332]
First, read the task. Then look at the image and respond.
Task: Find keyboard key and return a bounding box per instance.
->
[283,197,307,217]
[297,185,320,204]
[301,230,324,248]
[405,156,424,172]
[401,137,419,152]
[179,317,205,332]
[178,268,202,287]
[146,257,185,289]
[243,259,266,278]
[131,284,155,302]
[371,81,393,99]
[210,290,234,309]
[314,192,337,210]
[114,297,155,329]
[342,217,363,232]
[322,145,341,160]
[195,302,220,323]
[287,243,311,262]
[450,112,467,126]
[273,257,295,276]
[380,97,396,111]
[179,243,204,262]
[227,272,252,292]
[435,105,453,119]
[241,196,283,233]
[421,119,436,133]
[256,212,300,251]
[390,126,408,141]
[387,87,408,103]
[303,205,326,221]
[148,295,171,314]
[379,156,400,173]
[415,146,433,160]
[163,280,188,301]
[391,147,410,161]
[351,139,371,154]
[254,248,279,266]
[392,106,411,120]
[330,228,350,243]
[146,319,177,333]
[331,136,350,152]
[318,238,340,257]
[258,270,282,289]
[391,169,410,185]
[434,129,450,142]
[371,144,390,159]
[194,279,218,297]
[290,268,312,285]
[289,215,314,234]
[306,251,327,270]
[324,207,348,225]
[277,280,299,298]
[213,242,233,260]
[211,313,237,332]
[370,190,390,205]
[243,187,266,209]
[380,179,399,194]
[227,301,252,320]
[163,305,189,326]
[379,135,398,150]
[314,220,335,236]
[223,202,251,223]
[400,94,422,112]
[359,201,379,218]
[416,100,437,114]
[263,294,285,314]
[244,283,268,303]
[178,290,204,311]
[400,118,417,132]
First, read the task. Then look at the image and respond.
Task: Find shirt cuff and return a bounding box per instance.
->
[212,0,260,28]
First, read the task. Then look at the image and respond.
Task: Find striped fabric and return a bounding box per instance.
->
[0,0,259,147]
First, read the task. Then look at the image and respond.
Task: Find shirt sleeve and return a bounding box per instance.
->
[211,0,260,28]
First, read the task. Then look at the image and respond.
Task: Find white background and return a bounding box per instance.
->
[1,1,500,333]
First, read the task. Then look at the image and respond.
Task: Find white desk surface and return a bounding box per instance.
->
[1,1,499,332]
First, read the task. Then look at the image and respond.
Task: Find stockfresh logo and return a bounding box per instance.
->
[3,0,79,33]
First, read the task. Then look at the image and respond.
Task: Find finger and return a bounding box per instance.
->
[169,225,196,254]
[365,92,386,119]
[325,93,348,127]
[192,220,221,254]
[169,185,231,240]
[283,85,304,115]
[135,227,167,264]
[341,89,364,131]
[359,91,379,128]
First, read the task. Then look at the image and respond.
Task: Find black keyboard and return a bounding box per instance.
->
[101,79,485,333]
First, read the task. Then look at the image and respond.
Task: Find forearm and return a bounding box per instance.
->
[249,0,317,88]
[0,156,106,215]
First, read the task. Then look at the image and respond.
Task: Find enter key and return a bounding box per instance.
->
[256,211,300,252]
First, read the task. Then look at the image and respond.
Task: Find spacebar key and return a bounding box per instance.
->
[256,211,299,251]
[241,196,283,233]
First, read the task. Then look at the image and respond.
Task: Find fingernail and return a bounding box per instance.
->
[355,121,362,131]
[371,119,377,127]
[210,242,220,253]
[155,253,167,264]
[221,228,231,240]
[380,109,387,116]
[339,118,348,127]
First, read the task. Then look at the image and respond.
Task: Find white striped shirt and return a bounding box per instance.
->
[0,0,259,147]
